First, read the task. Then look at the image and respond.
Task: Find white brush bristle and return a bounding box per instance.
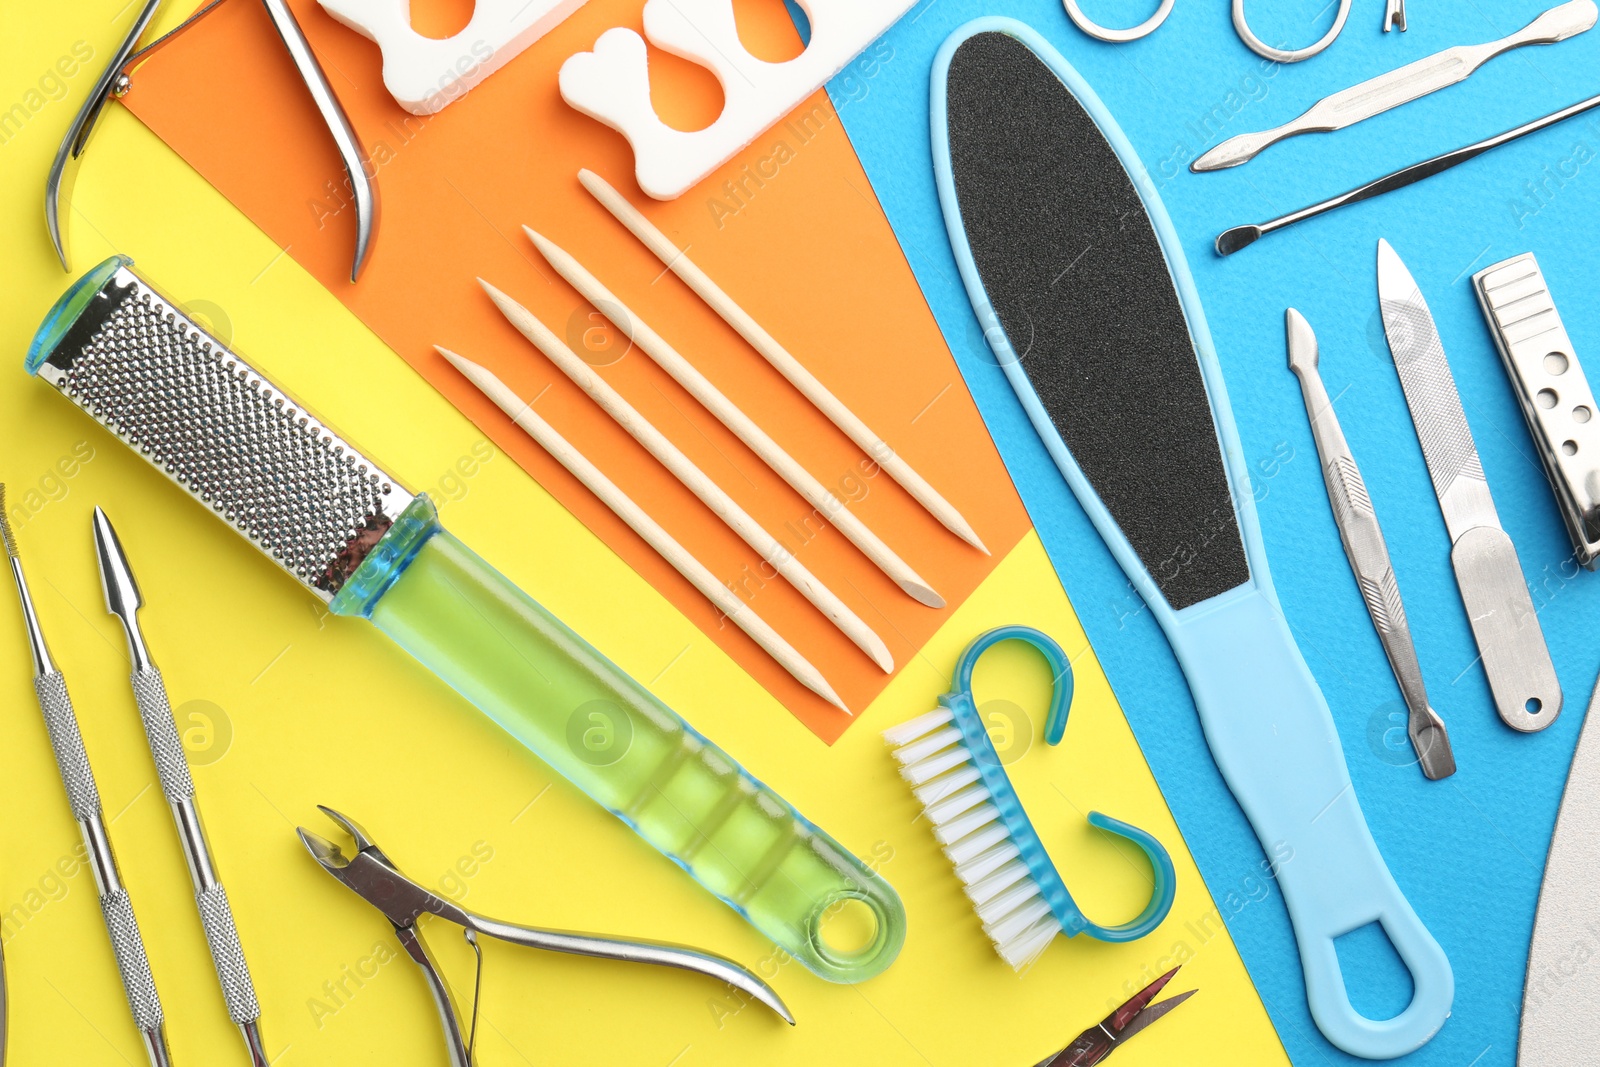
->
[884,707,1059,971]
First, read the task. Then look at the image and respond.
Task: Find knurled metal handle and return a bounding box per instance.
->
[34,672,103,820]
[129,668,195,804]
[196,883,261,1025]
[101,888,165,1031]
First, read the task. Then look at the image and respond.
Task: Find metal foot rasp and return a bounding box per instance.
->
[1378,240,1561,732]
[931,18,1452,1058]
[24,256,905,986]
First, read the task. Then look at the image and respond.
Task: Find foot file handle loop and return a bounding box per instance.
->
[1173,588,1453,1059]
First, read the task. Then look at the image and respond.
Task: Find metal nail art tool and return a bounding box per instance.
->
[1216,90,1600,254]
[298,807,793,1067]
[0,487,174,1067]
[28,255,906,985]
[1195,0,1596,171]
[92,508,269,1067]
[1286,309,1455,780]
[1472,253,1600,569]
[47,0,378,281]
[1377,240,1561,733]
[1385,0,1408,32]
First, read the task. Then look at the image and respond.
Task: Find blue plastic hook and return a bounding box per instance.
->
[943,626,1176,944]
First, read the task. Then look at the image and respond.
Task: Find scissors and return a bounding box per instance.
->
[1037,967,1195,1066]
[298,807,792,1067]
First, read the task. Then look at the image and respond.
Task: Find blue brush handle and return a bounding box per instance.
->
[1171,588,1453,1058]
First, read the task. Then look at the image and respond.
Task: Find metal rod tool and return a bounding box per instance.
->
[1286,309,1455,779]
[1472,253,1600,569]
[1377,240,1561,732]
[92,508,269,1066]
[1216,89,1600,255]
[0,487,173,1067]
[1196,1,1595,171]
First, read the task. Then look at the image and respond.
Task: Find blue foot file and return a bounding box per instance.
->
[931,19,1452,1059]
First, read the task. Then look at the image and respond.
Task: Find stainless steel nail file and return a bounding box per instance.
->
[0,487,173,1067]
[933,20,1451,1060]
[1377,239,1561,732]
[93,508,269,1067]
[1518,667,1600,1066]
[1193,0,1597,171]
[1286,309,1455,780]
[1471,253,1600,569]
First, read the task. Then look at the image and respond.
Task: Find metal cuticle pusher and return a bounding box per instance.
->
[93,507,270,1066]
[1,487,174,1067]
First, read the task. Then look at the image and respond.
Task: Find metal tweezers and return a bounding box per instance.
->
[298,808,793,1066]
[46,0,377,281]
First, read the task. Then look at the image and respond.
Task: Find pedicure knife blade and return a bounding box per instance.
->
[1287,308,1455,779]
[1377,239,1560,732]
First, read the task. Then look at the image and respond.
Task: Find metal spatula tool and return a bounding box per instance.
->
[1377,239,1561,732]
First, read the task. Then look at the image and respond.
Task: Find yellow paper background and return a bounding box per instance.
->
[0,4,1289,1064]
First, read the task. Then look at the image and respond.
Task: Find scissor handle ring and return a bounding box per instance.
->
[951,625,1074,746]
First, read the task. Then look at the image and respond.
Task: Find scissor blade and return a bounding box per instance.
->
[1115,989,1195,1045]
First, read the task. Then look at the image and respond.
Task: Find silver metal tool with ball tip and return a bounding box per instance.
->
[0,487,173,1067]
[1377,240,1561,732]
[93,507,269,1067]
[1286,309,1455,779]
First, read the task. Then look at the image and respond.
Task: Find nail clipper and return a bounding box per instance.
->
[298,808,793,1066]
[1472,253,1600,569]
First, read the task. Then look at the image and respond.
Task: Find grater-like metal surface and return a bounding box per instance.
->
[35,266,415,600]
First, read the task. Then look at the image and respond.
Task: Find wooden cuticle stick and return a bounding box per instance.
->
[523,224,944,609]
[478,278,896,674]
[437,346,849,711]
[577,167,988,555]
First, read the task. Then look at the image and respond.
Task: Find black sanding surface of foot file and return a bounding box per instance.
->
[945,31,1249,610]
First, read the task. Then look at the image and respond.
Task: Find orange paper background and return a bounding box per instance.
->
[121,0,1029,740]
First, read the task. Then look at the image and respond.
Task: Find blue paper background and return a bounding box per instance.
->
[822,2,1600,1064]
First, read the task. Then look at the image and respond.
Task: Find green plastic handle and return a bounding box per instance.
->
[330,497,905,983]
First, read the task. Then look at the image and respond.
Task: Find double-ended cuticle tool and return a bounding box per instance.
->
[1,487,174,1067]
[299,807,792,1067]
[93,508,270,1066]
[1195,1,1595,172]
[1285,310,1455,779]
[27,255,906,986]
[47,0,377,281]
